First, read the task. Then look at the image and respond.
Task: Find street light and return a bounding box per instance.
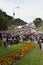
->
[13,7,20,19]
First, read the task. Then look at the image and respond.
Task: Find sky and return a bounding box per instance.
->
[0,0,43,23]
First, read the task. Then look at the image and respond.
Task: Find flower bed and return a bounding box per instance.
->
[0,41,35,65]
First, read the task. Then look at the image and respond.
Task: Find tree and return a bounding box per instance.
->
[33,18,42,27]
[0,17,9,31]
[0,9,12,30]
[12,18,27,26]
[0,9,27,30]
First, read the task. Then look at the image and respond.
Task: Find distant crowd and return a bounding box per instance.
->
[0,32,38,48]
[0,32,20,48]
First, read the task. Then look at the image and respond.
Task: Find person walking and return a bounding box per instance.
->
[2,36,7,48]
[40,37,43,53]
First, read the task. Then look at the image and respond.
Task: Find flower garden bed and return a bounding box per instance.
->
[0,41,35,65]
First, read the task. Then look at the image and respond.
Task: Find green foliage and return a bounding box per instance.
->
[0,9,27,30]
[0,9,13,31]
[12,18,27,26]
[0,9,12,20]
[33,18,42,27]
[0,17,10,31]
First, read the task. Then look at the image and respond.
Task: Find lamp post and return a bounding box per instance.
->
[13,7,19,19]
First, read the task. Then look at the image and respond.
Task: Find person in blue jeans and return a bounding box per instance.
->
[2,37,7,48]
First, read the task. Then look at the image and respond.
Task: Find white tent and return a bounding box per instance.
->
[17,25,22,28]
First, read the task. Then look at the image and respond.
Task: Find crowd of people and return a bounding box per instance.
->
[0,32,20,48]
[0,31,43,52]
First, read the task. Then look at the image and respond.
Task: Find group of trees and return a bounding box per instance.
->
[0,9,43,31]
[12,18,27,26]
[0,9,27,31]
[33,18,43,27]
[0,9,13,31]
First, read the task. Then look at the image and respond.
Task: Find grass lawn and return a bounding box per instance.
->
[15,44,43,65]
[0,43,24,58]
[37,26,43,32]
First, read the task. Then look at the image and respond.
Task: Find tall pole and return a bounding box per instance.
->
[13,7,19,19]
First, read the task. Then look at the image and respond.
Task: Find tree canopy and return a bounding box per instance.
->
[0,9,12,31]
[33,18,43,27]
[0,17,9,31]
[12,18,27,26]
[0,9,27,31]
